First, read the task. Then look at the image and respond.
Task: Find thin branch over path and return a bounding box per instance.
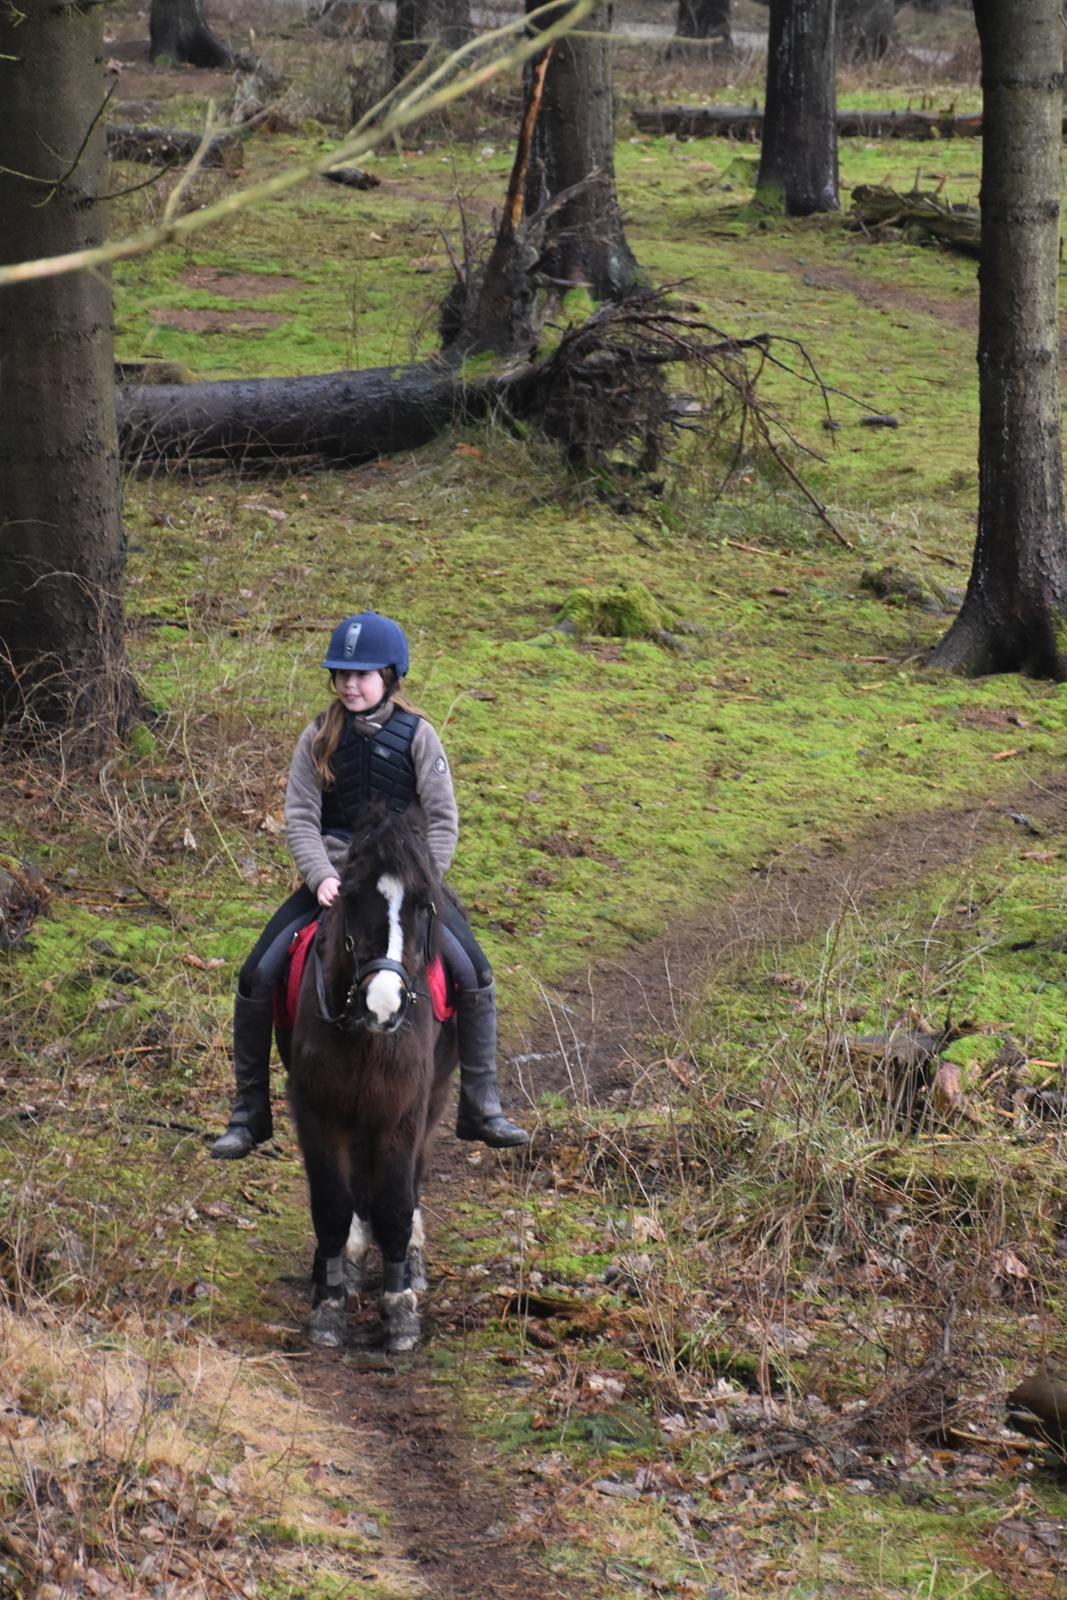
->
[0,1,594,291]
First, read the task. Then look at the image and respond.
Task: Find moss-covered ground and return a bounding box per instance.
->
[1,6,1065,1596]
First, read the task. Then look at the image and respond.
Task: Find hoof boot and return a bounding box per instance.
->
[382,1288,420,1353]
[306,1294,347,1348]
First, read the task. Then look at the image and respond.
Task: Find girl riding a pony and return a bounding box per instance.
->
[211,612,528,1159]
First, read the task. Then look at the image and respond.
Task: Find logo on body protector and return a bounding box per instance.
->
[343,622,362,659]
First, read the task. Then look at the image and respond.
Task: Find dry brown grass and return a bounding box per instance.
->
[0,1303,420,1597]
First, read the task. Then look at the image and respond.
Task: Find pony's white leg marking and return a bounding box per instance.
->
[365,872,405,1024]
[345,1213,371,1265]
[344,1214,371,1294]
[408,1206,428,1293]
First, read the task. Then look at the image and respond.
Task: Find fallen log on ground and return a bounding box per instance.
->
[850,185,980,256]
[632,105,996,140]
[116,299,754,469]
[323,166,381,191]
[116,294,844,554]
[116,303,763,470]
[117,363,482,464]
[106,124,244,170]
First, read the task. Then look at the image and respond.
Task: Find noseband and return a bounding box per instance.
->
[314,896,436,1033]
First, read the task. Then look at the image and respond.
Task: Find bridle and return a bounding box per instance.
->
[313,892,438,1033]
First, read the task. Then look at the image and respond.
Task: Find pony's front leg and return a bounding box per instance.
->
[307,1250,348,1348]
[371,1151,421,1353]
[298,1115,354,1349]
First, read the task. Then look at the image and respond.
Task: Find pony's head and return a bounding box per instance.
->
[328,806,439,1034]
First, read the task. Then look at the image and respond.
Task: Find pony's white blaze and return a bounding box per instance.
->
[365,872,405,1024]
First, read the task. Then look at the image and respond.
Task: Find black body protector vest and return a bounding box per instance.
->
[320,709,420,835]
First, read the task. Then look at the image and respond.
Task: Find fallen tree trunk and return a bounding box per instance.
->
[117,363,485,464]
[116,306,710,468]
[632,106,993,140]
[106,124,243,170]
[115,297,816,502]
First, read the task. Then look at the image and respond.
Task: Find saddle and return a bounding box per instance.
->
[273,921,456,1032]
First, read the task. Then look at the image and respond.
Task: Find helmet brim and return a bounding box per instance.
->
[323,658,403,673]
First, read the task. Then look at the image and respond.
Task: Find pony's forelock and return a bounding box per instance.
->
[341,805,436,899]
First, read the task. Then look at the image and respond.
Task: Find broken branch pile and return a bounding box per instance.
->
[850,185,980,256]
[106,125,244,171]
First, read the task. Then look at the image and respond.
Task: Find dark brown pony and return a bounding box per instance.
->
[285,806,458,1352]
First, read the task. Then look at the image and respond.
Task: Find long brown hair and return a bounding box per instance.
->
[311,669,423,787]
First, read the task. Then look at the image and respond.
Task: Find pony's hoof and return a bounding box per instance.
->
[382,1288,420,1353]
[306,1295,347,1348]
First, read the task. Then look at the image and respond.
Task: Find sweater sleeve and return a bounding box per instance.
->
[412,720,459,876]
[284,721,336,893]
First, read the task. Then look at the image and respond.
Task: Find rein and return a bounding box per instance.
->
[314,895,437,1032]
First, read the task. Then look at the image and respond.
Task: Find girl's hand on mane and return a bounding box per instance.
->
[317,876,342,908]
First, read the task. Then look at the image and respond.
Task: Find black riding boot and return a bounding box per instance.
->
[210,993,275,1159]
[455,982,529,1149]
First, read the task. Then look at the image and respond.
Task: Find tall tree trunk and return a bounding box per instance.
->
[675,0,732,46]
[930,0,1067,677]
[149,0,232,67]
[0,2,138,753]
[441,49,554,355]
[390,0,474,85]
[524,1,638,302]
[836,0,895,59]
[757,0,839,216]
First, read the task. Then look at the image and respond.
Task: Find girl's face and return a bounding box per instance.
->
[333,668,387,714]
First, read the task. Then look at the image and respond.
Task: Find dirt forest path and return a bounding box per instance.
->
[240,773,1067,1600]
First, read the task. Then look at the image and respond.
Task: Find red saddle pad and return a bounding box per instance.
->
[273,921,455,1029]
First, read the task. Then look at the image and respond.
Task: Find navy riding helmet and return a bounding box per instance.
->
[322,613,410,679]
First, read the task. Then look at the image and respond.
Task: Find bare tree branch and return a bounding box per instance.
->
[0,0,594,291]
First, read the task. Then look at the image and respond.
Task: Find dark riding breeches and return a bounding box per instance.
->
[238,884,318,1000]
[439,895,491,992]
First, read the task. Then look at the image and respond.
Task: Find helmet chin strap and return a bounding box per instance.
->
[363,689,393,717]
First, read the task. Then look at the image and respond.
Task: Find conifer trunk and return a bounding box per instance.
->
[836,0,895,59]
[757,0,839,216]
[676,0,731,46]
[0,0,138,752]
[524,1,638,302]
[930,0,1067,677]
[149,0,232,68]
[390,0,474,85]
